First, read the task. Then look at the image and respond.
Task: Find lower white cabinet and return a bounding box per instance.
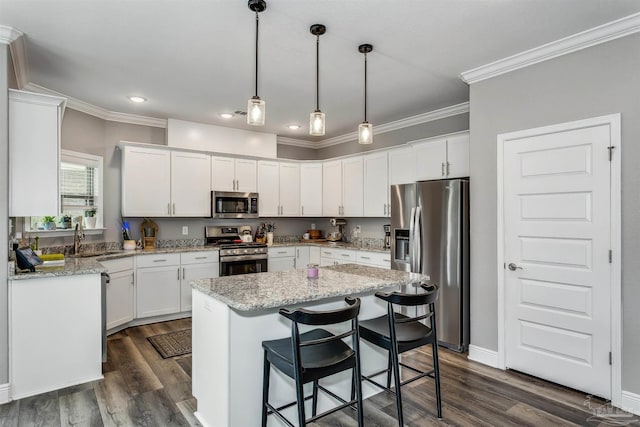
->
[295,246,310,269]
[309,247,321,265]
[268,247,296,272]
[101,257,135,330]
[356,251,391,269]
[320,248,356,266]
[10,274,102,400]
[180,252,219,312]
[136,254,181,318]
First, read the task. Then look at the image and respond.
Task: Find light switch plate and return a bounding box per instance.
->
[182,226,188,235]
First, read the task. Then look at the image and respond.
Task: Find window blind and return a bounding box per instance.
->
[60,162,98,212]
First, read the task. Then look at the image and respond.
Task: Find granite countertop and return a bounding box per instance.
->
[270,241,390,253]
[92,245,220,261]
[191,264,428,312]
[9,257,106,280]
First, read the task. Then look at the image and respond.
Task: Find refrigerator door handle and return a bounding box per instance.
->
[415,206,422,273]
[409,207,416,272]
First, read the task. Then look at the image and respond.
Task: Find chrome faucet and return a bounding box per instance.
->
[73,222,85,254]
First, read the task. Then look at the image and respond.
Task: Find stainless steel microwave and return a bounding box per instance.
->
[212,191,259,218]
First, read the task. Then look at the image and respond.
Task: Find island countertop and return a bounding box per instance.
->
[191,263,428,311]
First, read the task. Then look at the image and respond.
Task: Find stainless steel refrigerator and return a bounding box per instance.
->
[391,179,470,352]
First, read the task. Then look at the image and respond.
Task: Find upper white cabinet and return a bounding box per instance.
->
[323,158,363,217]
[258,161,300,217]
[363,151,389,217]
[413,132,469,181]
[122,146,210,217]
[171,151,211,216]
[212,156,257,193]
[388,146,416,185]
[9,90,66,216]
[300,163,323,217]
[122,146,172,217]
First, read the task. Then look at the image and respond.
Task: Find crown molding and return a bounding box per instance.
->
[0,25,29,88]
[461,12,640,84]
[277,137,320,148]
[23,83,167,128]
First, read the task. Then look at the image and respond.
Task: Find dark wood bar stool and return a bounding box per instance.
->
[358,283,441,425]
[261,297,364,426]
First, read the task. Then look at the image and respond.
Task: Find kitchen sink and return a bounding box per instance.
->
[69,251,121,258]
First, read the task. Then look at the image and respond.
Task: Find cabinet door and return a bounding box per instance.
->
[342,157,364,217]
[181,262,219,312]
[388,146,416,185]
[106,269,135,330]
[171,151,211,216]
[257,161,280,216]
[235,159,257,192]
[413,138,447,181]
[309,247,321,265]
[363,152,389,217]
[122,146,171,217]
[295,246,310,268]
[268,257,296,272]
[211,156,236,191]
[322,160,342,216]
[136,266,181,318]
[300,163,323,217]
[9,90,64,217]
[279,163,300,216]
[446,132,470,178]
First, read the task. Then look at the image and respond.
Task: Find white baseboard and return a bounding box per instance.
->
[620,390,640,416]
[467,345,500,368]
[0,383,10,404]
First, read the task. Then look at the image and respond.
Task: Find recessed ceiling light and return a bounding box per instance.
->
[288,124,301,130]
[128,96,146,103]
[219,113,235,119]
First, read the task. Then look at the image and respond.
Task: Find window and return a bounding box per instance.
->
[27,150,104,231]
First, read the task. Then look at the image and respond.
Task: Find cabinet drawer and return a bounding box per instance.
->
[356,251,391,268]
[321,248,356,262]
[100,257,134,273]
[136,253,180,268]
[181,251,219,265]
[268,247,296,258]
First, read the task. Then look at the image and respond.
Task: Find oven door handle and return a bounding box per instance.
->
[220,254,268,262]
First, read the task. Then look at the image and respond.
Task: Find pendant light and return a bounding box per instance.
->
[358,43,373,145]
[247,0,266,126]
[309,24,326,136]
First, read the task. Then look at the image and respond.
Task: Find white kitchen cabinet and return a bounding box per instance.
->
[342,157,364,217]
[322,160,342,217]
[388,146,416,185]
[356,251,391,269]
[211,156,257,193]
[320,248,356,266]
[413,132,469,181]
[268,247,296,272]
[363,151,390,217]
[10,274,102,399]
[309,246,321,265]
[101,257,135,331]
[9,90,66,217]
[180,252,219,312]
[295,246,310,268]
[300,163,323,217]
[136,254,181,318]
[171,151,211,216]
[122,146,172,217]
[258,161,300,217]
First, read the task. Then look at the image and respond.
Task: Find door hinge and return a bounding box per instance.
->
[609,351,612,365]
[608,146,615,161]
[609,250,613,263]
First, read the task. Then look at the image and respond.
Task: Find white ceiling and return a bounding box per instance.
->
[2,0,640,142]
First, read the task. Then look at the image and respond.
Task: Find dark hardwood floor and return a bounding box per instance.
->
[0,319,623,426]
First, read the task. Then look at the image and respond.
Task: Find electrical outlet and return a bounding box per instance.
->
[355,225,361,234]
[182,226,188,235]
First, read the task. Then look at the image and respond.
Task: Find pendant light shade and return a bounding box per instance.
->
[309,24,326,136]
[358,43,373,145]
[247,0,266,126]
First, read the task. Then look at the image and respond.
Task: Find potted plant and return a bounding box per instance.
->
[84,209,97,229]
[43,216,56,230]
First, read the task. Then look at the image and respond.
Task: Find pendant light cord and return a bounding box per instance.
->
[254,11,259,97]
[364,52,368,122]
[315,35,320,111]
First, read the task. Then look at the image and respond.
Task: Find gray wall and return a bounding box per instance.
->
[1,44,10,385]
[316,113,469,159]
[469,33,640,393]
[277,144,318,160]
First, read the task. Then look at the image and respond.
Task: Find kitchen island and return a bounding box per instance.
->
[191,264,429,427]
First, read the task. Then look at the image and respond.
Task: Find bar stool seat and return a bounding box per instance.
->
[261,297,364,427]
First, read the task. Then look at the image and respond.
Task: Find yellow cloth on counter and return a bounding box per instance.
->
[40,253,65,261]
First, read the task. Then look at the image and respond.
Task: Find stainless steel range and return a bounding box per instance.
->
[205,226,268,276]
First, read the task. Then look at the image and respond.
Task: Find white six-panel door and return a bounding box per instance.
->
[502,118,617,399]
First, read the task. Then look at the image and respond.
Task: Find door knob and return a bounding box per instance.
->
[507,263,522,271]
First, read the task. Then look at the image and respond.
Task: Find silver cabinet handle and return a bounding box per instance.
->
[446,162,450,176]
[301,205,304,216]
[236,179,239,190]
[182,267,185,280]
[360,256,370,260]
[178,268,181,280]
[277,251,287,254]
[195,256,207,260]
[441,162,445,176]
[153,259,167,263]
[341,254,350,257]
